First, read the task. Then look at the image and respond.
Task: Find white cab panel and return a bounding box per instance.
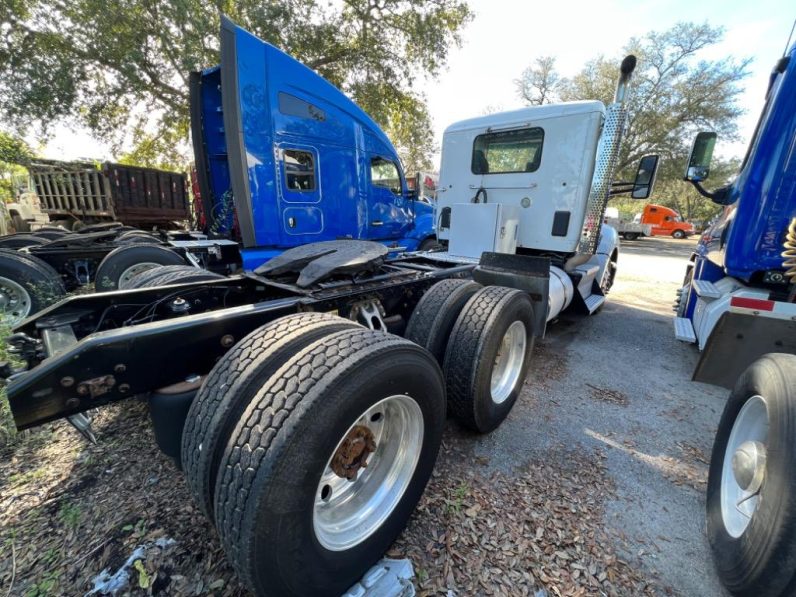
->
[437,101,604,253]
[448,203,519,259]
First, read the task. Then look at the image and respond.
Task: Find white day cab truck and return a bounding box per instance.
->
[673,40,796,596]
[1,18,658,597]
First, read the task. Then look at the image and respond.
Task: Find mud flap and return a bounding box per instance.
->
[694,312,796,389]
[471,252,549,338]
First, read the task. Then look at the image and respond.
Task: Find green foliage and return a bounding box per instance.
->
[0,131,33,202]
[25,571,59,597]
[1,0,472,169]
[58,501,82,529]
[133,559,151,589]
[516,22,751,221]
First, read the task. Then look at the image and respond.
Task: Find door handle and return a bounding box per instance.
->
[371,220,384,226]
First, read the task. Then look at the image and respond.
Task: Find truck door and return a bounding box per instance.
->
[276,145,324,238]
[368,156,412,239]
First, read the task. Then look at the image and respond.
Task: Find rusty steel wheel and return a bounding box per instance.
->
[313,394,424,551]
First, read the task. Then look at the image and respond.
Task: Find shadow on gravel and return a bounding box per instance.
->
[620,236,698,259]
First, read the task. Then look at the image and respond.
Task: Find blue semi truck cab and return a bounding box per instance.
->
[189,18,436,271]
[675,41,796,597]
[673,42,796,387]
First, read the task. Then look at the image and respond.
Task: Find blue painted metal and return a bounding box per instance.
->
[693,44,796,284]
[193,18,434,271]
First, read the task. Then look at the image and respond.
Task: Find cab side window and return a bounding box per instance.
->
[284,149,316,191]
[370,157,401,195]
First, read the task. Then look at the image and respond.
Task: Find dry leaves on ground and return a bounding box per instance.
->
[586,385,629,406]
[391,433,663,596]
[0,401,247,597]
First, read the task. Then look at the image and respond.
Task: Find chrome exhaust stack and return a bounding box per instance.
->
[577,55,637,255]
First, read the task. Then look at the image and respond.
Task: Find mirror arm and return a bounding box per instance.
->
[688,179,717,200]
[608,186,634,196]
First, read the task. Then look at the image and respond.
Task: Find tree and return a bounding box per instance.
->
[0,131,32,202]
[515,56,561,105]
[516,22,751,220]
[0,0,471,170]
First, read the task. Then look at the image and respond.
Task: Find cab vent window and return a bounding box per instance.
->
[278,92,326,122]
[472,127,544,175]
[370,157,401,194]
[284,149,316,191]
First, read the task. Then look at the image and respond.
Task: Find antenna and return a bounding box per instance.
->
[784,17,796,57]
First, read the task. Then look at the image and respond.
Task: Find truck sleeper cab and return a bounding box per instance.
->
[190,20,435,271]
[641,203,694,238]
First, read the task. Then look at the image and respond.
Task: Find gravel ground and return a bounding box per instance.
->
[0,236,729,596]
[467,236,729,596]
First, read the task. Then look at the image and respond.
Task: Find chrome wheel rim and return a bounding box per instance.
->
[118,262,160,289]
[313,394,423,551]
[721,395,769,538]
[0,276,32,325]
[490,320,526,404]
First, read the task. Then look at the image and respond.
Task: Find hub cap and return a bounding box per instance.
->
[490,320,527,404]
[313,395,423,551]
[0,276,32,325]
[118,262,161,289]
[721,395,769,538]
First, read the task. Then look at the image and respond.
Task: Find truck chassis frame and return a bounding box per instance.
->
[7,252,480,430]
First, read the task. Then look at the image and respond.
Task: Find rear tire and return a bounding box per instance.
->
[444,286,535,433]
[94,245,185,291]
[405,278,482,364]
[624,232,639,241]
[139,266,225,288]
[214,328,445,597]
[0,251,66,325]
[127,265,192,289]
[0,234,48,249]
[707,353,796,597]
[418,237,443,252]
[181,313,359,519]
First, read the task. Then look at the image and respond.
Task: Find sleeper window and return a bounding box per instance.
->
[284,150,316,191]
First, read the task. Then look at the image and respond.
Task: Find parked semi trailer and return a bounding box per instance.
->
[672,41,796,596]
[12,159,190,230]
[2,18,658,596]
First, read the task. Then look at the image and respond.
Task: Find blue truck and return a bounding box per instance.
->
[189,25,437,271]
[673,42,796,596]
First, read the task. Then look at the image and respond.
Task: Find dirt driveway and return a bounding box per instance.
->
[0,236,728,596]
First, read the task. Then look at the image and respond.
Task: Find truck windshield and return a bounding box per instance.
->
[471,127,544,175]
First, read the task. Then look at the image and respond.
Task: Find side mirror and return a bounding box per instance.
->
[407,188,418,201]
[631,154,659,199]
[684,132,717,182]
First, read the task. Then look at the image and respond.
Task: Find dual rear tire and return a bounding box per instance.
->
[407,280,535,433]
[182,314,446,596]
[180,279,534,595]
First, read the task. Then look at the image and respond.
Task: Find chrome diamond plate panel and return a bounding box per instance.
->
[578,104,628,254]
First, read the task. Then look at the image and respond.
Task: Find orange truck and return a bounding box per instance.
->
[640,203,695,238]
